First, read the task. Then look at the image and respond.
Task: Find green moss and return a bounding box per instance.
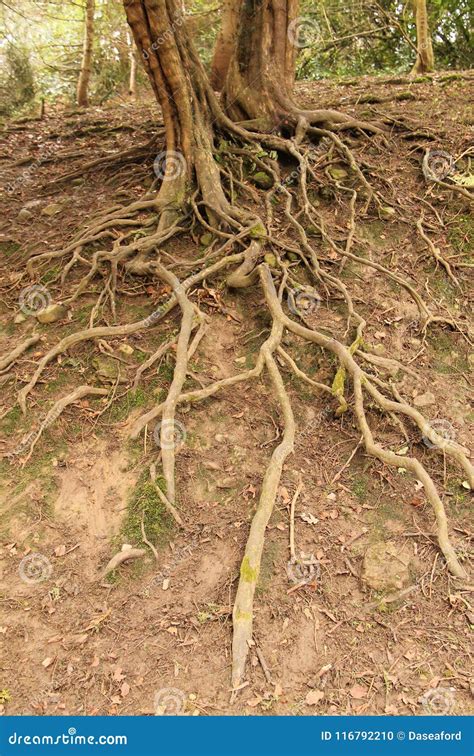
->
[249,223,267,239]
[120,472,174,549]
[0,406,22,436]
[351,474,368,502]
[240,555,259,583]
[0,241,21,255]
[104,387,148,422]
[447,214,473,258]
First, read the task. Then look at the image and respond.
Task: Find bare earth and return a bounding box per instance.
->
[0,73,472,716]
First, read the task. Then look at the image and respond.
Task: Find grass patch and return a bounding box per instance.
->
[120,472,174,549]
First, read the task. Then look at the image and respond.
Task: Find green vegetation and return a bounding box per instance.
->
[120,472,174,549]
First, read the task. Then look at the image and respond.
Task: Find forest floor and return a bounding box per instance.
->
[0,73,472,717]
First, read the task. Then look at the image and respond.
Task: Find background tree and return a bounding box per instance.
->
[209,0,239,90]
[412,0,435,72]
[76,0,95,107]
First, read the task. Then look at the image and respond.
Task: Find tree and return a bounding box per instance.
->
[412,0,435,73]
[209,0,240,90]
[16,0,470,699]
[77,0,95,107]
[126,29,138,97]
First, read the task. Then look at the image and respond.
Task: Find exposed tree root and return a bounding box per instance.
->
[99,547,146,581]
[19,385,108,465]
[0,334,40,373]
[5,99,472,698]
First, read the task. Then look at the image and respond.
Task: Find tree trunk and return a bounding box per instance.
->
[127,30,138,97]
[222,0,298,127]
[77,0,95,108]
[123,0,235,227]
[209,0,240,91]
[412,0,434,73]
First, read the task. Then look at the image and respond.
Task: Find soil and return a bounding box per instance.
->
[0,73,472,717]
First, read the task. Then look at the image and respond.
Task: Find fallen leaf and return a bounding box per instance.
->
[42,657,54,668]
[246,696,262,707]
[113,667,125,682]
[305,690,324,705]
[121,682,130,698]
[349,684,368,700]
[54,545,66,556]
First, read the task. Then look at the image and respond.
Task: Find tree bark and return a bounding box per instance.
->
[209,0,240,91]
[77,0,95,108]
[221,0,298,127]
[412,0,434,73]
[123,0,235,226]
[127,30,138,97]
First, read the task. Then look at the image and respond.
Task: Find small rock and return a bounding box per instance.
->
[24,200,42,210]
[264,253,276,266]
[328,166,348,181]
[36,304,68,324]
[413,391,436,407]
[14,313,27,324]
[199,233,213,247]
[362,541,410,592]
[41,203,63,217]
[17,208,33,222]
[118,343,134,356]
[380,206,396,220]
[92,355,127,384]
[251,171,273,189]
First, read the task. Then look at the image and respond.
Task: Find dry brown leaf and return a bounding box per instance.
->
[350,684,368,699]
[121,682,130,698]
[305,690,324,705]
